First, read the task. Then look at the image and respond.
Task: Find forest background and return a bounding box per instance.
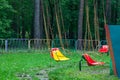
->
[0,0,119,40]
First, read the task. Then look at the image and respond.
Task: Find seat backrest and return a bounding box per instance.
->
[102,45,108,49]
[83,54,96,63]
[50,48,59,58]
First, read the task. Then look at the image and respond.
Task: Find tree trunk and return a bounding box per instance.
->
[78,0,84,50]
[106,0,111,24]
[34,0,42,39]
[34,0,43,48]
[40,0,43,38]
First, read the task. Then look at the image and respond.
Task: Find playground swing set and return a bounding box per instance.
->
[43,0,120,79]
[49,2,109,75]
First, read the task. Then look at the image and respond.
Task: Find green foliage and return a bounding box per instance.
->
[0,0,14,38]
[60,0,79,39]
[8,0,34,38]
[0,0,119,39]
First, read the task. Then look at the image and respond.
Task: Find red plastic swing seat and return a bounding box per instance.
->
[83,53,104,66]
[98,45,109,53]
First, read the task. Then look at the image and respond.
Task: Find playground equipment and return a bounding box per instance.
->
[98,45,109,53]
[79,53,104,71]
[105,25,120,78]
[50,48,69,61]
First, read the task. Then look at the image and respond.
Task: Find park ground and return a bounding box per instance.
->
[0,50,119,80]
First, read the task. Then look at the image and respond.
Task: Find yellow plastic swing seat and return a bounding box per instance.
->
[50,48,69,61]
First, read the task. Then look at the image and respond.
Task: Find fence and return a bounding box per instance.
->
[0,39,106,52]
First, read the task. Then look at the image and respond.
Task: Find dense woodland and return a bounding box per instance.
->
[0,0,120,40]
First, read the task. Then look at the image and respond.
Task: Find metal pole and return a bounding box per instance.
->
[28,40,31,49]
[5,40,8,52]
[79,59,82,71]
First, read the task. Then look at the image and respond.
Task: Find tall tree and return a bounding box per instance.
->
[78,0,84,39]
[34,0,43,49]
[78,0,84,49]
[34,0,43,39]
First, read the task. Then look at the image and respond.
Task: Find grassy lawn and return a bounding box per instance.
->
[0,50,119,80]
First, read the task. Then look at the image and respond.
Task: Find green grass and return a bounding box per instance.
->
[0,50,119,80]
[0,51,54,80]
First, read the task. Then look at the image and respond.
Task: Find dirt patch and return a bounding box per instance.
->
[16,67,57,80]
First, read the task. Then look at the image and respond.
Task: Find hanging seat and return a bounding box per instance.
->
[98,45,109,53]
[50,48,69,61]
[79,53,104,71]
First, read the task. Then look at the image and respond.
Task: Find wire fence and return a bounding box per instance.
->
[0,39,106,52]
